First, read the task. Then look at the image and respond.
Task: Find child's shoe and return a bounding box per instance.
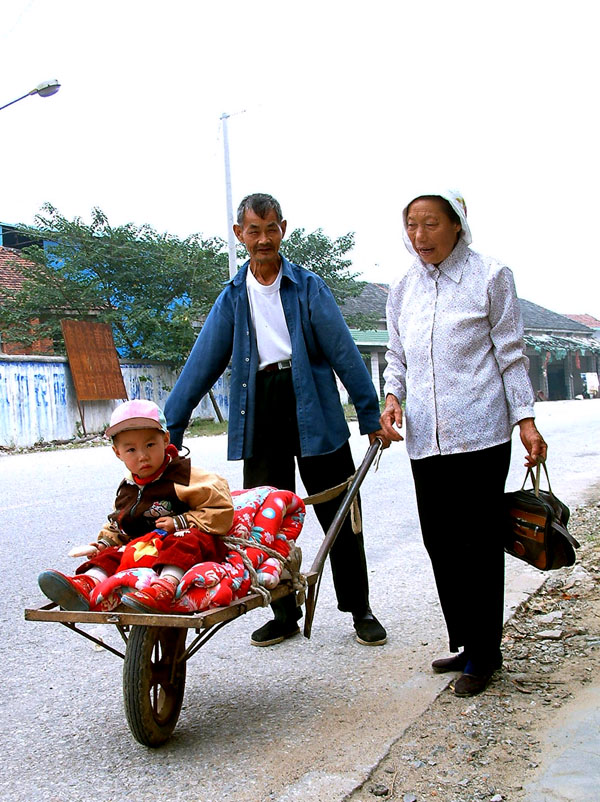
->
[88,567,156,611]
[38,571,98,611]
[120,576,177,613]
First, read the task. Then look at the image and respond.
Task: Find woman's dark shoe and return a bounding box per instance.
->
[453,669,496,697]
[250,619,300,647]
[353,612,387,645]
[431,652,468,673]
[453,656,503,697]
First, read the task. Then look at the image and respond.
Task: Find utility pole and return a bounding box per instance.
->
[220,112,237,279]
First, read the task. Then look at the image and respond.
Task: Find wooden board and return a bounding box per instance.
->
[60,319,127,401]
[24,573,318,630]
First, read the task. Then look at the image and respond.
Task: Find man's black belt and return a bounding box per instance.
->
[260,360,292,373]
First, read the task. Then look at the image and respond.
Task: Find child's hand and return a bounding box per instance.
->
[154,516,176,534]
[68,540,108,558]
[68,543,99,558]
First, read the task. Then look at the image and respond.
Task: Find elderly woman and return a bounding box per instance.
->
[380,190,547,697]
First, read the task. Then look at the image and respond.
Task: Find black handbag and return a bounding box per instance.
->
[504,461,580,570]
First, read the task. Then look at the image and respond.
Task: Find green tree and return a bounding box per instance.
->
[1,209,374,365]
[281,228,377,329]
[1,205,228,366]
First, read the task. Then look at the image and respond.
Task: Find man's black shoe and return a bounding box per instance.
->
[250,619,300,647]
[431,652,468,673]
[353,612,387,646]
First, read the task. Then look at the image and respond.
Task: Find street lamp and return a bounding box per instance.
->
[0,79,61,113]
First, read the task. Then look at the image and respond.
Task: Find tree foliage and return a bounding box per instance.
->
[0,207,374,366]
[281,228,377,329]
[1,205,229,366]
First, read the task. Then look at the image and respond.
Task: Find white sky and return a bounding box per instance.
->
[1,0,599,319]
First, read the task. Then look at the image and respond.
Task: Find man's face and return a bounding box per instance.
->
[112,427,169,477]
[233,208,287,267]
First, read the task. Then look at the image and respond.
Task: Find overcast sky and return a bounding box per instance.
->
[1,0,599,319]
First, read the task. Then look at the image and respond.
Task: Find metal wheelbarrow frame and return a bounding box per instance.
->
[24,440,382,746]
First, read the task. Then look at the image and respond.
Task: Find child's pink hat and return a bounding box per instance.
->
[105,399,168,438]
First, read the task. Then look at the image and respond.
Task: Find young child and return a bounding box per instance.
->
[38,399,234,613]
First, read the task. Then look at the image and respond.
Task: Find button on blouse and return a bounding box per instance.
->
[383,240,535,459]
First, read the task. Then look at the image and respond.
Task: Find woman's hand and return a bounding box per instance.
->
[518,417,547,467]
[380,394,404,442]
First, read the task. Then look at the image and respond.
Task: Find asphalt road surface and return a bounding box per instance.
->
[2,399,599,802]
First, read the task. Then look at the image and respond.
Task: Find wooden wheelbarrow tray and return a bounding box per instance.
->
[24,440,382,747]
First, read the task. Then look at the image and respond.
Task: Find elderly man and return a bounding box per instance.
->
[165,193,388,646]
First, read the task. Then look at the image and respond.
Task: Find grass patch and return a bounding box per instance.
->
[186,418,228,437]
[343,403,357,420]
[186,401,388,433]
[344,399,388,420]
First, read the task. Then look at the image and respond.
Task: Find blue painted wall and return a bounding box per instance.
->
[0,355,230,447]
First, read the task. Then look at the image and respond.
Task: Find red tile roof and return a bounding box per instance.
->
[0,246,36,292]
[562,313,600,328]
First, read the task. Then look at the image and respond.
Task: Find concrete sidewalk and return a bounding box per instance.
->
[339,544,600,802]
[522,682,600,801]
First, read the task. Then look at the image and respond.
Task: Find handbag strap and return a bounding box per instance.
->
[552,519,580,549]
[521,459,553,497]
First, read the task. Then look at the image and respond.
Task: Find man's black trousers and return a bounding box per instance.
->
[243,369,371,622]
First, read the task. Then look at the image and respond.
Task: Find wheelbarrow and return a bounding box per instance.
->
[25,440,382,747]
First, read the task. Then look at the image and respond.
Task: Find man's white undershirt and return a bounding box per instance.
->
[246,267,293,370]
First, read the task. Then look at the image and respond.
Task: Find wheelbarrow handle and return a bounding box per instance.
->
[304,438,383,638]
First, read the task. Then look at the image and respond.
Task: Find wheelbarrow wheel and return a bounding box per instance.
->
[123,625,187,747]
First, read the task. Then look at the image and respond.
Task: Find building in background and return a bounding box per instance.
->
[0,245,54,354]
[339,282,389,398]
[520,301,600,399]
[340,284,600,402]
[562,313,600,338]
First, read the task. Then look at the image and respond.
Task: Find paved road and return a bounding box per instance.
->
[2,399,599,802]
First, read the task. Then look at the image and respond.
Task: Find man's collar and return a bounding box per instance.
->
[280,254,298,283]
[231,263,248,286]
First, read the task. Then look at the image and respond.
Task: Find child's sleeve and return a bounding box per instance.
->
[96,522,128,548]
[96,480,131,547]
[175,467,234,535]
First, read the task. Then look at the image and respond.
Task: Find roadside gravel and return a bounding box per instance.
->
[348,504,600,802]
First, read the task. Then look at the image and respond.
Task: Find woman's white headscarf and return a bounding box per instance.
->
[402,189,472,256]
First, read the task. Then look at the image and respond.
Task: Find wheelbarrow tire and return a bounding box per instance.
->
[123,625,187,747]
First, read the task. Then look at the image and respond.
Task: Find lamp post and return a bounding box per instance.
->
[220,112,238,279]
[220,109,248,279]
[0,79,61,113]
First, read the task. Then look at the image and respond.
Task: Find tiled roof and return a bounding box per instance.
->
[519,299,592,334]
[339,282,389,319]
[562,313,600,328]
[343,283,597,343]
[0,246,35,292]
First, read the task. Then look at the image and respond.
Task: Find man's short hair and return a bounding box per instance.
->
[236,193,283,225]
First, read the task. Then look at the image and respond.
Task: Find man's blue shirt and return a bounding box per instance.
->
[165,256,381,459]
